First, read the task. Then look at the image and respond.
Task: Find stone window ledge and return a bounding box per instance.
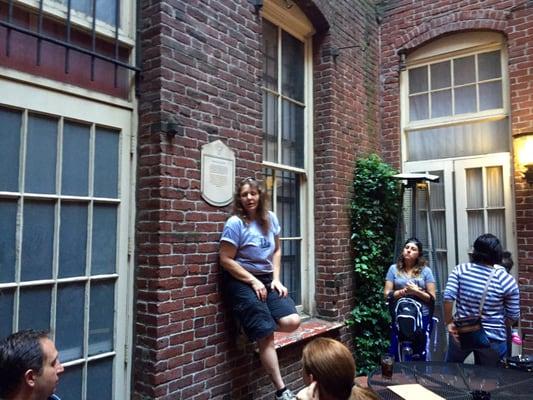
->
[274,318,344,349]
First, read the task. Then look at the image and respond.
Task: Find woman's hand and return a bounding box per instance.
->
[296,382,318,400]
[405,282,421,295]
[447,323,460,342]
[271,279,288,298]
[251,279,267,301]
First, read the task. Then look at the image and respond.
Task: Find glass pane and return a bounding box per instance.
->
[409,94,429,121]
[0,107,21,191]
[62,121,90,196]
[281,31,304,102]
[478,51,501,80]
[454,85,477,114]
[467,210,484,248]
[0,200,17,283]
[58,0,118,26]
[56,365,83,400]
[436,252,447,293]
[406,118,509,161]
[19,285,51,331]
[479,81,502,110]
[21,201,55,281]
[432,211,446,250]
[89,280,115,355]
[94,128,119,198]
[91,204,117,275]
[466,168,483,208]
[276,170,300,238]
[56,283,85,362]
[59,203,88,278]
[262,20,278,91]
[263,91,278,163]
[25,114,57,194]
[281,100,304,168]
[429,171,445,210]
[281,239,301,305]
[0,289,14,338]
[488,210,506,248]
[409,66,428,94]
[486,166,503,207]
[430,61,451,90]
[87,358,113,399]
[454,56,475,85]
[431,90,452,118]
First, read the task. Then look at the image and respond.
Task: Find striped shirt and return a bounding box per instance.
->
[443,262,520,341]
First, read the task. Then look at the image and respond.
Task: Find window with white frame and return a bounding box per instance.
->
[261,1,314,310]
[404,33,509,162]
[0,78,133,399]
[401,32,513,276]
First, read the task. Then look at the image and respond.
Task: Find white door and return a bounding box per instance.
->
[455,153,514,264]
[0,77,134,399]
[404,153,515,282]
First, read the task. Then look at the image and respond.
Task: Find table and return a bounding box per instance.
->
[368,362,533,399]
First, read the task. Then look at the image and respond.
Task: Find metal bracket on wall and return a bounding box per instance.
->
[330,44,367,60]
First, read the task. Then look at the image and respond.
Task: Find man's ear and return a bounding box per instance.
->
[24,369,37,388]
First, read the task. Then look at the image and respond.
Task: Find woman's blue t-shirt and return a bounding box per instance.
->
[220,211,280,275]
[386,264,435,315]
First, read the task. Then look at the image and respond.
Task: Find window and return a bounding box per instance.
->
[10,0,136,41]
[400,31,514,276]
[0,78,134,399]
[261,1,314,310]
[404,32,509,162]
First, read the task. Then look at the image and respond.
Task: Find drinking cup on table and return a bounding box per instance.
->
[381,354,394,378]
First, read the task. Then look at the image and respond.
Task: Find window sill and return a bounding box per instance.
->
[273,318,344,350]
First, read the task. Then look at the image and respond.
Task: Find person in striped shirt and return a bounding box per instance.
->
[443,233,520,365]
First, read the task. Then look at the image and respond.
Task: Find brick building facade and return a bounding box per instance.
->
[1,0,532,399]
[136,0,380,398]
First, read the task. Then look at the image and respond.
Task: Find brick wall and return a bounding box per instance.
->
[379,0,533,352]
[135,0,381,398]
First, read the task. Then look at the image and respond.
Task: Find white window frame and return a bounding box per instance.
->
[261,0,315,314]
[12,0,135,45]
[401,32,510,146]
[0,76,135,400]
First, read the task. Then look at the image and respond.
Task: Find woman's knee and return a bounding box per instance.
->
[278,313,300,332]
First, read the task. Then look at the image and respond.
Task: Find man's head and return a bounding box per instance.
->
[0,329,64,400]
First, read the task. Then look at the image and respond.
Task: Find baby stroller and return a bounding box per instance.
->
[388,295,436,361]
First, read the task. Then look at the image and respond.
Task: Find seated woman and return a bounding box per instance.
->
[296,338,379,400]
[383,238,436,361]
[219,177,300,400]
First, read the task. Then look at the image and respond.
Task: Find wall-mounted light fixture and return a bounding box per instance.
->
[514,132,533,184]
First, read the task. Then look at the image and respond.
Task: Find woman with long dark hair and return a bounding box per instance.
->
[383,238,436,360]
[219,177,300,400]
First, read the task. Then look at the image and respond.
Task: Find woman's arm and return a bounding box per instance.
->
[384,280,406,300]
[405,281,435,303]
[219,241,268,301]
[271,236,288,297]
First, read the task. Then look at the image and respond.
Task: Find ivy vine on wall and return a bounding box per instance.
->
[347,154,401,375]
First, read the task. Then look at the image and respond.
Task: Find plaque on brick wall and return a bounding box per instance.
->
[201,140,235,207]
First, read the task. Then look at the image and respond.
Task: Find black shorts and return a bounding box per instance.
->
[223,272,297,342]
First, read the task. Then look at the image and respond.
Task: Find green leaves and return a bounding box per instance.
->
[348,154,401,375]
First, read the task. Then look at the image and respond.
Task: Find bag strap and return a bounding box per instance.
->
[477,267,497,317]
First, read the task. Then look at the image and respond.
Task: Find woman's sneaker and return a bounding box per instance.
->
[275,388,295,400]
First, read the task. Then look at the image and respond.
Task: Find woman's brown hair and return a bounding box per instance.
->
[396,237,427,277]
[302,338,374,400]
[233,177,270,234]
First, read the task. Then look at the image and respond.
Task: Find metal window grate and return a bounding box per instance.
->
[0,0,139,87]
